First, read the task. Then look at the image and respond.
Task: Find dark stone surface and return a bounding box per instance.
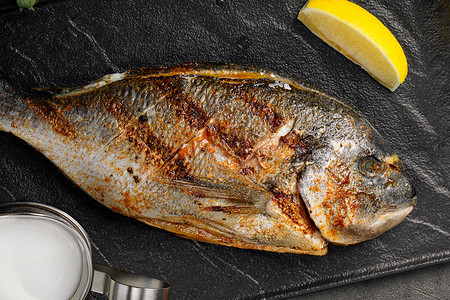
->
[297,262,450,300]
[0,0,449,299]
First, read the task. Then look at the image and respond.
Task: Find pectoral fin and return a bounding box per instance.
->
[162,177,267,206]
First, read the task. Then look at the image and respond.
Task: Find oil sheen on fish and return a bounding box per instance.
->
[0,64,417,255]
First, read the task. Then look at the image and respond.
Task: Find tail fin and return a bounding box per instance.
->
[0,79,34,134]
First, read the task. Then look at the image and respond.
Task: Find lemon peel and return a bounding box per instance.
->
[298,0,408,91]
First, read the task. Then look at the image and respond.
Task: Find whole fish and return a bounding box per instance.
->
[0,64,417,255]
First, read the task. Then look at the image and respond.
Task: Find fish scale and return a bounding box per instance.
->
[175,77,284,150]
[0,63,416,255]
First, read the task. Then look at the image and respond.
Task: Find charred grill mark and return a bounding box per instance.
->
[27,98,76,138]
[156,77,210,130]
[270,188,312,231]
[232,83,286,133]
[181,98,210,130]
[159,128,204,171]
[132,121,172,161]
[162,156,195,182]
[208,121,254,160]
[290,135,317,162]
[100,92,173,166]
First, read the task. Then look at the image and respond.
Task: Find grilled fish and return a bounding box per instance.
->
[0,64,417,255]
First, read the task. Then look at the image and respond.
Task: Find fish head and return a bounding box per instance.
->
[297,116,417,245]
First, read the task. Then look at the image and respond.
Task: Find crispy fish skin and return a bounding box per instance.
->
[0,64,416,255]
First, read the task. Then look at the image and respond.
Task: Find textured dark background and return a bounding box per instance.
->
[0,0,449,299]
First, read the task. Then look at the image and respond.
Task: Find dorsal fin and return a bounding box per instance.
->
[35,72,128,98]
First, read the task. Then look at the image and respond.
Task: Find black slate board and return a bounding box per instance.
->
[0,0,449,299]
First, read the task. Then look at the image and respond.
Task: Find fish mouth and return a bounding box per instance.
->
[384,195,418,214]
[368,203,414,237]
[329,197,417,246]
[355,196,417,242]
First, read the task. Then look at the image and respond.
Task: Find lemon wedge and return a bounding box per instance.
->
[297,0,408,91]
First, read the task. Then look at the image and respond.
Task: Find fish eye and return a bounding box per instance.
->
[359,156,383,177]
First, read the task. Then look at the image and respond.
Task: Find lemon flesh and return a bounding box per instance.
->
[298,0,408,91]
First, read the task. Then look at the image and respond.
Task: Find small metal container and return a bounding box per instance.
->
[0,202,170,300]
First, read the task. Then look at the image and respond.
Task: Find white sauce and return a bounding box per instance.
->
[0,215,83,300]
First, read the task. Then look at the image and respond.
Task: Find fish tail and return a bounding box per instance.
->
[0,79,29,133]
